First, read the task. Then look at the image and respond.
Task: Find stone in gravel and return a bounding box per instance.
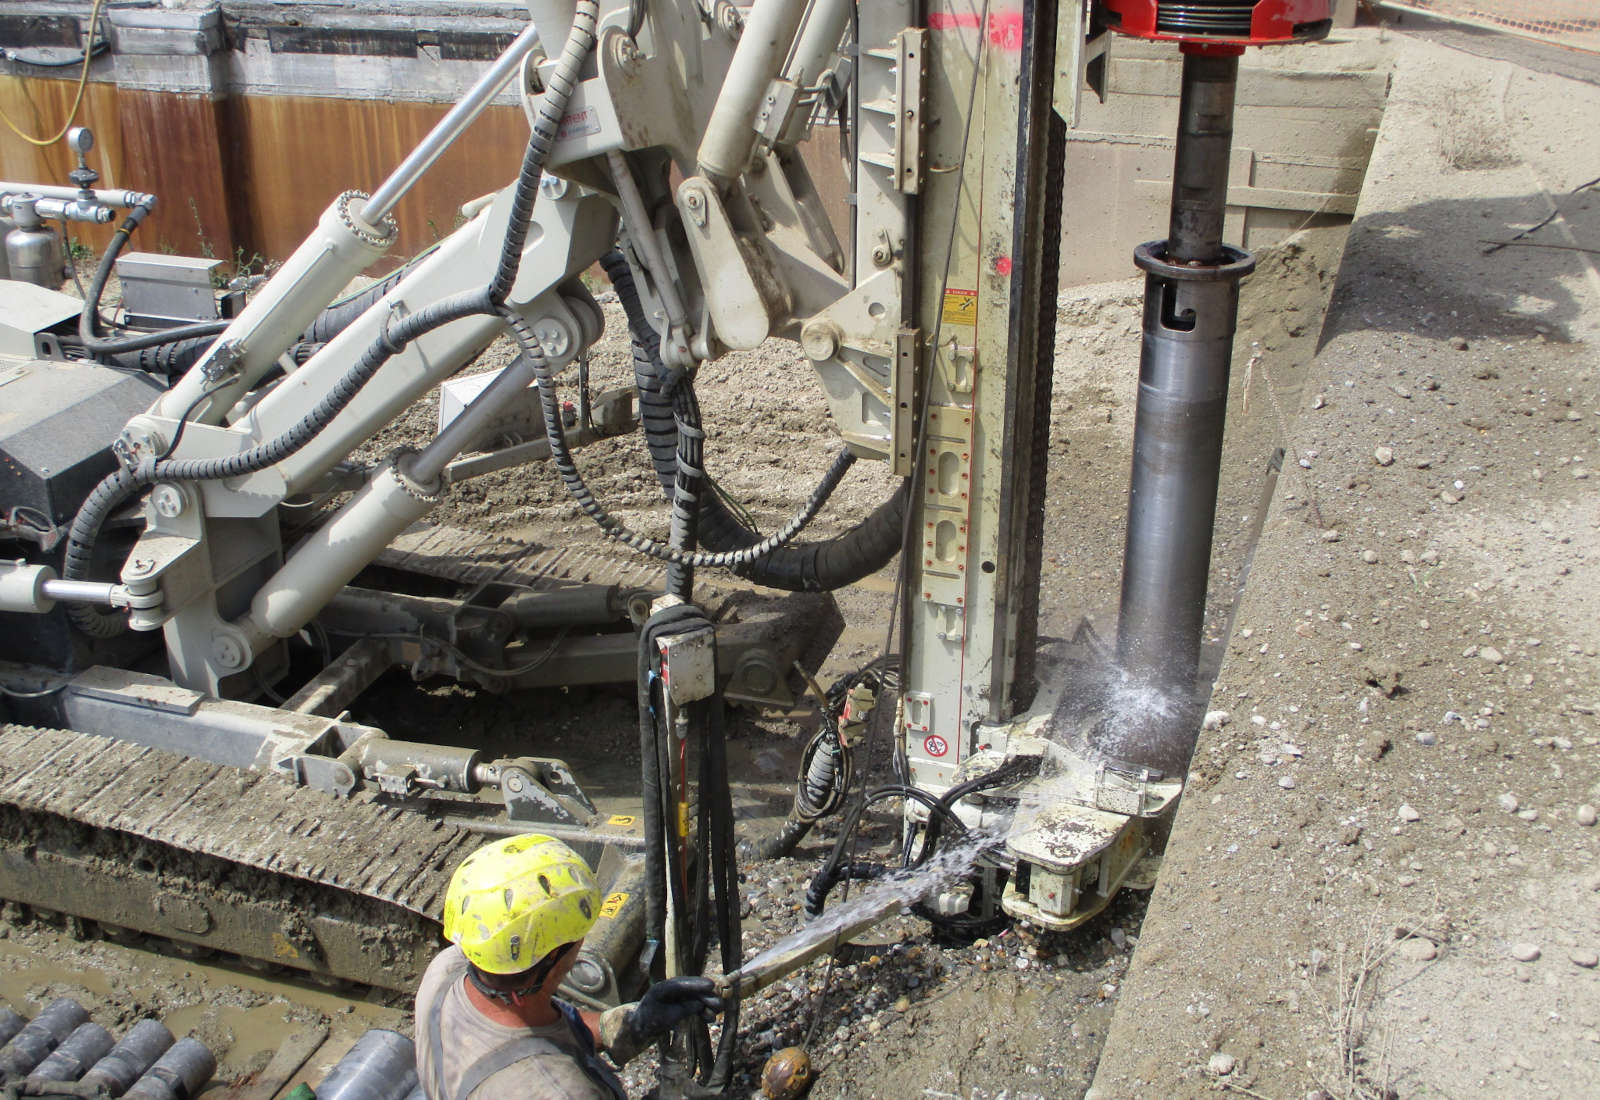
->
[1203,710,1230,730]
[1374,445,1395,466]
[1416,730,1438,746]
[1479,646,1505,664]
[1311,393,1327,409]
[1571,949,1599,969]
[1451,337,1469,351]
[1208,1052,1237,1077]
[1396,938,1438,962]
[1576,804,1597,827]
[1509,942,1541,963]
[893,996,910,1013]
[1279,776,1297,790]
[1393,384,1413,399]
[1497,792,1520,814]
[1441,490,1461,504]
[1398,804,1421,823]
[1361,549,1379,564]
[1360,734,1392,761]
[1320,529,1341,542]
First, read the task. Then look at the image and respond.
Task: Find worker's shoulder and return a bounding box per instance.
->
[471,1047,616,1100]
[416,945,468,1011]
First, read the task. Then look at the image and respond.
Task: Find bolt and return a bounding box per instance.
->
[150,484,186,519]
[505,773,525,793]
[872,243,893,268]
[539,174,569,201]
[211,635,245,670]
[126,558,155,577]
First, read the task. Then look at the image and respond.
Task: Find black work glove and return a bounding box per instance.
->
[626,976,725,1044]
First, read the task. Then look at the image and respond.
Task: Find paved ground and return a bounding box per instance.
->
[1089,29,1600,1100]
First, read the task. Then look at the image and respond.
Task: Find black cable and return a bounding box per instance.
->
[157,377,235,462]
[601,250,907,589]
[59,1,603,635]
[76,201,233,357]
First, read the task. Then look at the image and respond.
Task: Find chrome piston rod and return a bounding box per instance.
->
[1109,51,1255,773]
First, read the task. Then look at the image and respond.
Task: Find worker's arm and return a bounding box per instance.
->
[594,977,725,1065]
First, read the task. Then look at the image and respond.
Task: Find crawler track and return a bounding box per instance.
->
[0,724,475,991]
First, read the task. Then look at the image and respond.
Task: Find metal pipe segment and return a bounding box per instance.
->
[314,1029,417,1100]
[1113,50,1254,772]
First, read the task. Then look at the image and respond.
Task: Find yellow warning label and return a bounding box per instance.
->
[270,932,301,960]
[599,892,629,920]
[941,288,977,328]
[606,814,637,827]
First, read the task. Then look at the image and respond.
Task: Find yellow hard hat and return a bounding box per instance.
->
[442,834,600,974]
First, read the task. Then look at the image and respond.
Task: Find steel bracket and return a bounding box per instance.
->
[893,29,928,194]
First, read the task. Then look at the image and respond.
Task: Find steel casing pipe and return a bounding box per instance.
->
[1105,50,1252,774]
[122,1037,215,1100]
[0,1000,90,1078]
[26,1022,116,1085]
[315,1030,417,1100]
[80,1020,175,1097]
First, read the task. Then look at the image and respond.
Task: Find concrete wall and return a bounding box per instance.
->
[1060,32,1391,286]
[0,4,1390,286]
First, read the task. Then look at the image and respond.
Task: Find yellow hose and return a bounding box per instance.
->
[0,0,108,147]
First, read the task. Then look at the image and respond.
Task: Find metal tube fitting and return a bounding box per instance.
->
[697,0,810,180]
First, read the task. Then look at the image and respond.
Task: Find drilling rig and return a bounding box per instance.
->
[0,0,1330,1090]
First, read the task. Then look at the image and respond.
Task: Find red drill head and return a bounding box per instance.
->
[1102,0,1332,49]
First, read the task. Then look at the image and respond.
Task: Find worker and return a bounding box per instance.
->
[416,834,724,1100]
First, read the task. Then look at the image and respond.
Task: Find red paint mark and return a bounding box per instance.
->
[987,11,1024,51]
[927,9,1024,51]
[993,255,1013,276]
[927,12,982,30]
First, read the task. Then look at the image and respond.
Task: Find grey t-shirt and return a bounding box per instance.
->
[414,946,618,1100]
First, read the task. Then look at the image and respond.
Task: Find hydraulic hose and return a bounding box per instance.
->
[599,251,908,591]
[61,0,603,634]
[76,201,232,357]
[506,300,856,569]
[803,756,1041,916]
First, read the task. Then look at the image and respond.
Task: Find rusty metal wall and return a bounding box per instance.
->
[1385,2,1600,53]
[0,73,527,271]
